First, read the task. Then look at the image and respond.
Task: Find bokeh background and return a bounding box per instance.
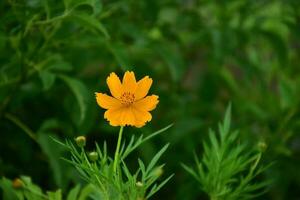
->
[1,0,300,199]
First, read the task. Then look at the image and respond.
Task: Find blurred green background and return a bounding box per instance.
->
[1,0,300,199]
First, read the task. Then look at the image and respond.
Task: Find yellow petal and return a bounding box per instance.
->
[95,93,122,109]
[122,71,137,93]
[120,107,136,126]
[133,95,159,111]
[107,72,123,98]
[131,107,152,127]
[104,108,123,126]
[104,106,152,127]
[104,107,136,126]
[135,76,153,100]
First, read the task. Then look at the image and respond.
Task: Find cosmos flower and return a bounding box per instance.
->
[96,71,159,127]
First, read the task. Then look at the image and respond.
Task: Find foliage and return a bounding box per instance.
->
[54,125,173,200]
[183,106,270,200]
[1,0,300,199]
[0,176,98,200]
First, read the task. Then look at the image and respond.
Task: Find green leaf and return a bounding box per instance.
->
[181,164,200,182]
[48,60,73,72]
[258,30,288,67]
[37,133,65,188]
[78,184,96,200]
[47,190,62,200]
[279,77,296,109]
[0,178,19,200]
[122,124,173,159]
[67,185,81,200]
[223,103,232,136]
[65,0,102,14]
[146,144,169,174]
[138,158,146,181]
[21,176,44,200]
[71,13,109,39]
[107,43,131,71]
[58,75,89,123]
[146,174,174,199]
[154,43,185,82]
[39,70,56,90]
[158,7,178,25]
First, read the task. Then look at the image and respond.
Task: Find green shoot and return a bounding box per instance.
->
[56,124,173,200]
[182,106,270,200]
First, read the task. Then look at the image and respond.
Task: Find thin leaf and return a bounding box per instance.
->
[146,144,169,174]
[58,75,89,123]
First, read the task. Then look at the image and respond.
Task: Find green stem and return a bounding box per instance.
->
[113,126,124,173]
[4,113,38,143]
[34,12,69,25]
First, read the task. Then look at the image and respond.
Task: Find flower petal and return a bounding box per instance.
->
[133,95,159,111]
[120,107,136,126]
[131,107,152,127]
[104,108,123,126]
[122,71,137,93]
[135,76,153,100]
[95,93,122,109]
[107,72,123,98]
[104,107,136,126]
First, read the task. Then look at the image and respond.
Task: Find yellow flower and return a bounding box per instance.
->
[96,71,159,127]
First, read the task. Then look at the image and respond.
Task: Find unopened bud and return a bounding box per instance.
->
[149,28,162,40]
[136,181,143,187]
[257,141,267,152]
[75,136,86,148]
[12,178,23,189]
[153,167,163,177]
[88,151,98,162]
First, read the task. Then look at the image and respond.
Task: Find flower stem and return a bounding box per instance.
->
[113,126,124,174]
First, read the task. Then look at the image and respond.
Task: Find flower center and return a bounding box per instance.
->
[120,92,135,106]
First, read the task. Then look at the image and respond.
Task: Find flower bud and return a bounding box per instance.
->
[12,178,23,189]
[257,141,267,152]
[75,136,86,148]
[88,151,98,162]
[153,167,163,177]
[149,28,162,40]
[136,181,143,187]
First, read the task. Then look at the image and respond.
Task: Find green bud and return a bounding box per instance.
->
[12,178,24,189]
[148,27,162,40]
[88,151,98,162]
[257,141,267,152]
[75,136,86,148]
[136,181,143,187]
[153,167,163,177]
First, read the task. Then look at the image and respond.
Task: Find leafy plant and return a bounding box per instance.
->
[1,0,300,199]
[183,106,270,200]
[54,124,173,200]
[0,176,97,200]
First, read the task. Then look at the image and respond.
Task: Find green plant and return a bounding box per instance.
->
[0,176,98,200]
[54,124,173,200]
[183,106,270,200]
[1,0,300,199]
